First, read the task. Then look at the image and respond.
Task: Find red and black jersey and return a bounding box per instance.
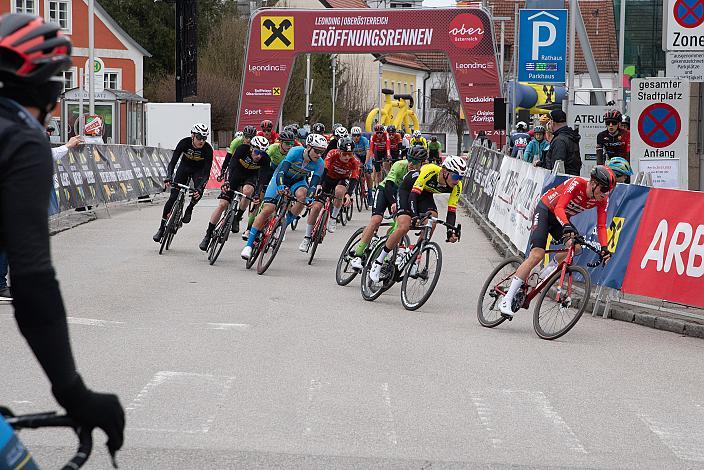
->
[257,130,279,143]
[596,129,629,164]
[388,132,403,152]
[370,132,390,153]
[324,149,360,180]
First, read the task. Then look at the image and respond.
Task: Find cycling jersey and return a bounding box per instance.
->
[352,135,369,158]
[167,137,214,191]
[541,177,608,246]
[388,132,403,152]
[428,141,442,154]
[267,142,289,169]
[410,137,428,149]
[510,132,530,158]
[596,129,630,164]
[379,159,408,189]
[257,130,279,143]
[228,136,244,155]
[274,145,324,187]
[324,149,360,180]
[371,132,390,154]
[230,143,269,172]
[399,163,461,227]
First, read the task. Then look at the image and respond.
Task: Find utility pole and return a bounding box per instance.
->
[567,0,577,117]
[88,0,95,115]
[305,54,311,125]
[618,0,627,111]
[331,55,337,125]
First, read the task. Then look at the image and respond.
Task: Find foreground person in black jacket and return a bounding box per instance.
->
[544,109,582,176]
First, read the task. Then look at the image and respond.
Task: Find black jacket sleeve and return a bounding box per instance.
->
[167,138,187,179]
[0,126,79,394]
[256,156,274,194]
[548,136,567,170]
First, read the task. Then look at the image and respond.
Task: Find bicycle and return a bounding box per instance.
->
[207,190,251,265]
[304,192,336,265]
[361,211,460,310]
[1,406,116,469]
[335,213,397,286]
[477,235,604,340]
[246,192,300,275]
[158,182,195,255]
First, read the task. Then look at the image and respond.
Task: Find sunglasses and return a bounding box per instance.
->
[449,172,462,181]
[311,148,324,155]
[193,134,206,141]
[281,140,294,146]
[606,121,619,126]
[598,184,610,194]
[254,149,267,157]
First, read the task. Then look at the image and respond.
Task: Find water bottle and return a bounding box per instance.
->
[396,247,410,269]
[0,416,39,469]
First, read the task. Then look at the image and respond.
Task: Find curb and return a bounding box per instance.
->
[461,200,704,340]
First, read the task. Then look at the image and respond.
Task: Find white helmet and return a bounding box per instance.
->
[350,126,362,135]
[306,133,328,150]
[442,155,467,177]
[334,126,348,138]
[413,130,422,138]
[250,135,270,151]
[516,121,527,131]
[234,131,244,139]
[191,122,209,137]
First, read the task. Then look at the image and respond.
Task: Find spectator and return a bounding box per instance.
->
[51,135,83,162]
[524,125,550,166]
[543,109,581,175]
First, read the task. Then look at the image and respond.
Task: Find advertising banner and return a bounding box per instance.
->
[465,146,502,215]
[207,150,227,189]
[568,105,612,163]
[622,188,704,308]
[569,184,651,289]
[238,8,501,141]
[631,78,690,189]
[518,9,567,83]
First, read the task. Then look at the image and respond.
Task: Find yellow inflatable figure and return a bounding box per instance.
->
[365,89,420,132]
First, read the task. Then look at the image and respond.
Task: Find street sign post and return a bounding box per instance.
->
[664,0,704,51]
[518,9,567,83]
[631,78,690,189]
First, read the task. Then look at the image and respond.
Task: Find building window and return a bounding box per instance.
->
[13,0,37,14]
[430,88,448,108]
[46,0,72,32]
[384,80,388,90]
[397,81,401,93]
[403,83,407,94]
[104,71,120,90]
[61,68,76,93]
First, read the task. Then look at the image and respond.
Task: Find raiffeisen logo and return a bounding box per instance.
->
[448,13,485,49]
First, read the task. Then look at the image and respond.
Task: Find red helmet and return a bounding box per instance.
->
[604,109,622,124]
[590,165,616,191]
[260,119,274,131]
[373,124,384,133]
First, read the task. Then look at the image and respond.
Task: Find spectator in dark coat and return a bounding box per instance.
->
[544,110,582,176]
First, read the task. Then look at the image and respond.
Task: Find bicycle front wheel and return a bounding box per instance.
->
[355,185,363,212]
[308,210,329,265]
[336,227,364,286]
[477,257,522,328]
[257,218,286,275]
[209,210,234,265]
[533,265,591,340]
[159,199,181,254]
[401,242,443,311]
[360,240,396,301]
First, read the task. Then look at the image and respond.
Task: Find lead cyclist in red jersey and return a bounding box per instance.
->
[386,124,403,169]
[370,124,390,185]
[499,166,617,317]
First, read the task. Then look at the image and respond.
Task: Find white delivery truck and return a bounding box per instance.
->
[145,102,211,150]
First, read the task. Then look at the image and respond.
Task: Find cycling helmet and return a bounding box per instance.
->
[283,125,296,134]
[407,146,427,163]
[604,109,622,124]
[590,165,617,191]
[442,155,467,177]
[533,125,546,133]
[606,157,633,176]
[413,130,421,138]
[404,133,411,140]
[307,133,328,150]
[386,125,396,134]
[242,125,257,138]
[234,131,244,139]
[260,119,274,131]
[350,126,362,136]
[312,122,325,134]
[430,136,437,142]
[250,135,270,151]
[516,121,527,131]
[332,122,343,131]
[279,130,296,144]
[334,126,348,138]
[622,115,630,124]
[373,123,384,133]
[297,127,309,140]
[191,122,209,137]
[289,123,300,132]
[338,137,354,152]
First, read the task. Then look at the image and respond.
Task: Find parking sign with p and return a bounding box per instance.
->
[518,9,567,84]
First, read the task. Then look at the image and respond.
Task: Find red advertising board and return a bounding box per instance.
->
[206,150,227,189]
[237,8,501,141]
[622,188,704,307]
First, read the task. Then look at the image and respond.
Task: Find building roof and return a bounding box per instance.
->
[94,0,152,57]
[319,0,369,8]
[484,0,618,74]
[415,52,451,72]
[380,53,430,71]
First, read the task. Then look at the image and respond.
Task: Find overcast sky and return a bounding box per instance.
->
[422,0,456,7]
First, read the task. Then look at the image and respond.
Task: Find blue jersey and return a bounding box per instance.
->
[353,136,369,158]
[274,145,324,186]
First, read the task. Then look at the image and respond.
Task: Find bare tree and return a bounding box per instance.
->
[336,56,376,127]
[428,72,466,155]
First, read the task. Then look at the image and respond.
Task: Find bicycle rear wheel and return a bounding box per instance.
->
[533,265,591,340]
[209,210,234,265]
[360,240,396,301]
[308,209,329,265]
[344,203,353,222]
[355,185,363,212]
[245,237,261,270]
[257,217,286,275]
[336,227,364,286]
[166,199,183,251]
[401,242,442,311]
[477,257,522,328]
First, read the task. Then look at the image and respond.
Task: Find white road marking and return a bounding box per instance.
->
[126,371,235,434]
[205,322,251,331]
[67,317,124,326]
[528,390,587,454]
[471,392,502,449]
[304,378,322,435]
[380,383,398,445]
[635,406,704,462]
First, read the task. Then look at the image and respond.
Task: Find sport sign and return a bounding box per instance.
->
[631,78,690,189]
[664,0,704,50]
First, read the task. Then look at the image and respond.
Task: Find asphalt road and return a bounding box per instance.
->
[2,196,703,470]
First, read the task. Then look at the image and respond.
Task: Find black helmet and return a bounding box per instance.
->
[430,136,437,142]
[386,125,396,134]
[242,125,257,138]
[337,137,354,152]
[408,146,428,163]
[312,122,325,134]
[279,130,296,143]
[590,165,616,191]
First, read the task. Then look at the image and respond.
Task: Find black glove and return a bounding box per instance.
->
[561,223,578,241]
[163,177,172,184]
[600,246,612,263]
[53,375,125,454]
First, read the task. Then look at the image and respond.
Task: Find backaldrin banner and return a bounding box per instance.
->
[463,145,502,215]
[622,188,704,308]
[238,8,501,142]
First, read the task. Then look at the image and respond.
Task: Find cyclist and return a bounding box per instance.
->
[410,130,427,149]
[596,109,629,165]
[428,136,443,164]
[299,137,360,250]
[510,121,530,158]
[220,125,257,181]
[0,12,124,456]
[258,119,278,143]
[369,156,465,283]
[387,124,403,169]
[498,166,616,318]
[198,135,270,251]
[311,122,326,137]
[349,146,428,271]
[370,123,390,185]
[241,134,328,260]
[324,125,348,158]
[523,125,549,165]
[606,156,633,184]
[402,132,412,157]
[153,123,213,242]
[620,114,630,132]
[351,126,373,206]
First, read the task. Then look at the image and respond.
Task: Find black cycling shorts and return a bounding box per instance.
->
[220,171,257,202]
[390,149,401,162]
[527,202,564,252]
[372,186,394,217]
[397,189,436,218]
[373,150,387,171]
[320,174,349,195]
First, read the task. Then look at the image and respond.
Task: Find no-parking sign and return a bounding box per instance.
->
[664,0,704,50]
[631,78,690,189]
